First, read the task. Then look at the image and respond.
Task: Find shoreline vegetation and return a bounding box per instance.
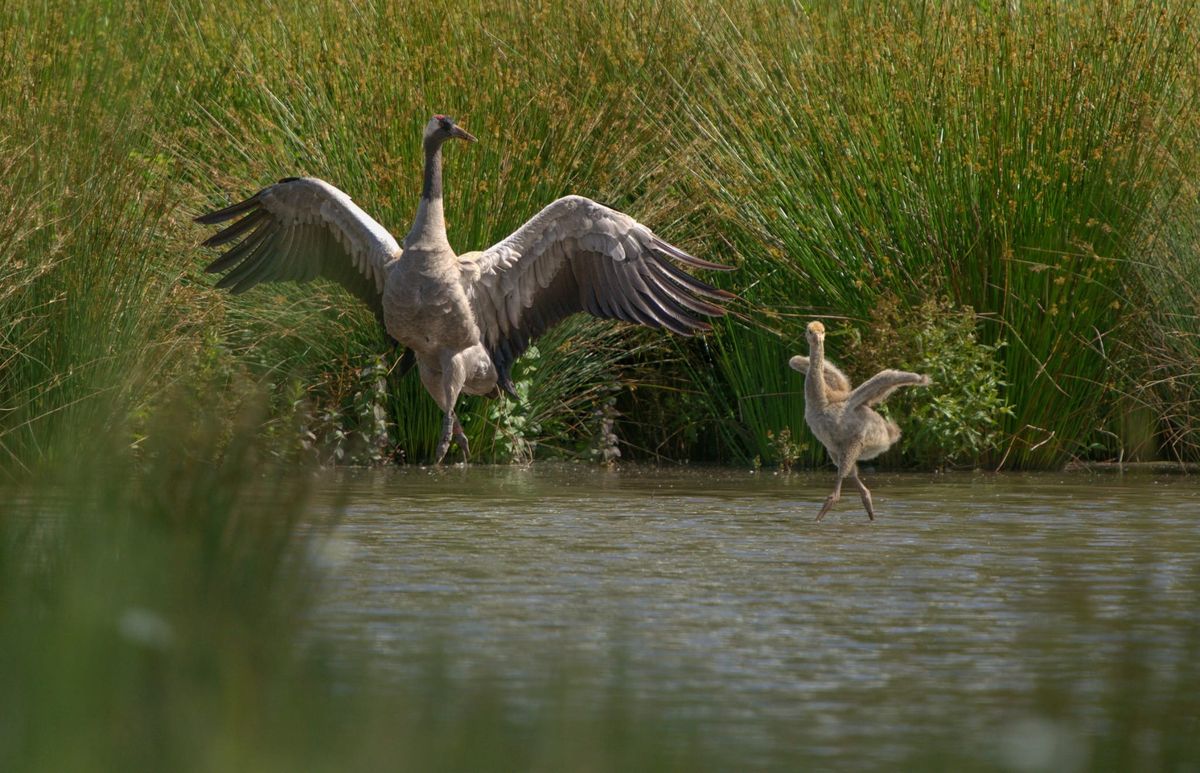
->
[2,0,1197,474]
[2,2,1199,770]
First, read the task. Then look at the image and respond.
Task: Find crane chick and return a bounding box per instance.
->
[790,321,930,521]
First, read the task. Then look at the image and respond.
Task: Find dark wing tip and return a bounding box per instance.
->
[200,209,268,247]
[649,236,735,271]
[194,211,226,225]
[194,195,260,226]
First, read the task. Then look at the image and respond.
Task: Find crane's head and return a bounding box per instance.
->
[425,114,477,145]
[806,320,826,344]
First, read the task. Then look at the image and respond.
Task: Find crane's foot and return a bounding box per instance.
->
[453,418,470,464]
[434,414,454,465]
[851,475,875,520]
[860,491,875,521]
[815,494,838,522]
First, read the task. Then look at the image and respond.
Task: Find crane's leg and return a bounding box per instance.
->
[816,470,845,522]
[452,417,469,462]
[434,414,454,464]
[817,444,863,522]
[422,355,469,465]
[848,465,875,520]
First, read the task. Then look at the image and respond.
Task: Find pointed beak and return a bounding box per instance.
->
[450,124,477,143]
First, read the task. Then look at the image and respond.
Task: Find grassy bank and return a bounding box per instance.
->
[2,0,1198,474]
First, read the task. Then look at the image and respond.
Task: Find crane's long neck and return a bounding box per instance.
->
[806,337,828,409]
[421,136,444,200]
[404,137,450,254]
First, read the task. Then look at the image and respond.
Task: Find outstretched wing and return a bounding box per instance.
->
[845,370,930,412]
[195,176,400,320]
[464,195,734,394]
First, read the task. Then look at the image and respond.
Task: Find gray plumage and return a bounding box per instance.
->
[196,115,733,463]
[791,321,930,521]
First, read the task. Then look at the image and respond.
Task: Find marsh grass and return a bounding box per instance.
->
[682,0,1200,468]
[0,399,323,771]
[2,0,1198,471]
[0,4,189,474]
[1115,197,1200,463]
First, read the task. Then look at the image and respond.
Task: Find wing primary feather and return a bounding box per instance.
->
[198,177,395,322]
[256,224,298,285]
[297,225,322,281]
[205,219,274,274]
[470,196,734,392]
[649,236,734,271]
[216,228,284,291]
[644,259,727,317]
[603,255,659,327]
[285,223,307,282]
[577,259,610,318]
[201,209,268,247]
[623,266,704,334]
[652,255,736,301]
[617,252,704,330]
[194,195,261,225]
[285,224,315,283]
[595,256,634,323]
[647,286,710,331]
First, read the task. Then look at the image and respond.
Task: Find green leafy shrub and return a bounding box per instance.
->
[849,296,1013,469]
[766,426,808,472]
[488,346,543,464]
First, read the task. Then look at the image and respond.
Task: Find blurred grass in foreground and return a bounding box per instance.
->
[2,401,1199,770]
[0,398,723,772]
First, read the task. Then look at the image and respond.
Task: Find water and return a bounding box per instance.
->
[314,465,1200,769]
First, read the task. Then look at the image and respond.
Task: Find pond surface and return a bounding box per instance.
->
[314,465,1200,770]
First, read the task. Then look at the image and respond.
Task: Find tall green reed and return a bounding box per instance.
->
[0,2,196,476]
[1117,199,1200,463]
[4,0,1197,469]
[679,0,1199,468]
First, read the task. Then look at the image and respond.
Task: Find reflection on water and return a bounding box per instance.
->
[315,465,1200,768]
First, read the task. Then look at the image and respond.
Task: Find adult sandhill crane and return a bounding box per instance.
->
[792,321,930,521]
[195,115,733,463]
